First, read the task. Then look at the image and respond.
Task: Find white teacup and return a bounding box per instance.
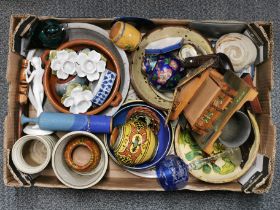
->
[12,135,57,174]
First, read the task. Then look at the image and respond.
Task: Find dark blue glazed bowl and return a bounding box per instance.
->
[105,101,172,170]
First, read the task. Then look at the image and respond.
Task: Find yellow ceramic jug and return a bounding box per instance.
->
[109,21,142,51]
[110,120,158,166]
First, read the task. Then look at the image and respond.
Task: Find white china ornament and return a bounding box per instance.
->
[62,85,94,114]
[51,50,78,79]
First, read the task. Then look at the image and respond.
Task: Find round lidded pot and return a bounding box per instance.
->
[143,54,185,92]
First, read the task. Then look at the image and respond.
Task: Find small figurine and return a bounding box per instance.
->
[23,56,53,135]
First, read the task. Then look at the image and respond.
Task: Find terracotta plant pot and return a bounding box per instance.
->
[42,39,122,115]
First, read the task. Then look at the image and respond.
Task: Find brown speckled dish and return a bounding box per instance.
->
[131,26,213,111]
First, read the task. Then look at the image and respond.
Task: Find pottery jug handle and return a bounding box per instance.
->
[41,50,51,66]
[110,92,122,107]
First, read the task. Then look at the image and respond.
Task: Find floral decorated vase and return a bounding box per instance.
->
[109,106,160,166]
[142,54,186,91]
[110,120,158,166]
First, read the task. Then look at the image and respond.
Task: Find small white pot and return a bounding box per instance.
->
[52,131,108,189]
[12,135,57,174]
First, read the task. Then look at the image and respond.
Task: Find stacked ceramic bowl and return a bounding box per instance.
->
[105,101,173,175]
[52,131,108,189]
[12,135,58,174]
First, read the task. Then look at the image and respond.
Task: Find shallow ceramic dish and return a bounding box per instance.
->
[63,22,130,116]
[105,101,172,170]
[131,26,213,110]
[174,110,260,183]
[52,131,108,189]
[42,39,122,115]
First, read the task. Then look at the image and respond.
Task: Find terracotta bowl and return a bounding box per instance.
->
[42,39,122,115]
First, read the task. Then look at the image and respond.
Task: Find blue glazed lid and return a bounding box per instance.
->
[156,155,189,191]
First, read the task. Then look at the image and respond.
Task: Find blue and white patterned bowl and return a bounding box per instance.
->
[91,69,117,106]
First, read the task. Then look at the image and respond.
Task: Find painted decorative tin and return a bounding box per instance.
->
[156,155,189,191]
[21,112,112,134]
[109,21,141,51]
[110,120,158,166]
[91,69,117,106]
[143,54,185,91]
[64,136,101,172]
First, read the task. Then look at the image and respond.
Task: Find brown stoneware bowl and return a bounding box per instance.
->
[42,39,122,115]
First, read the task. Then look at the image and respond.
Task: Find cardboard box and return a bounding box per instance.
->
[3,15,276,193]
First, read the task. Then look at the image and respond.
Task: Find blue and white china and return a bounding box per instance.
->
[91,69,117,106]
[105,101,172,170]
[145,37,184,55]
[156,155,189,191]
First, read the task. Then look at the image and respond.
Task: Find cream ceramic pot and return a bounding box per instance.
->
[12,135,57,174]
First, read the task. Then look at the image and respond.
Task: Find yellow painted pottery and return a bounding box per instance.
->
[109,21,141,51]
[110,120,158,166]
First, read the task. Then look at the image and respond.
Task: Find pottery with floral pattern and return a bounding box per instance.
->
[142,54,186,92]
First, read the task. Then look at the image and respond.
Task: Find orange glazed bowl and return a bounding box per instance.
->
[42,39,122,115]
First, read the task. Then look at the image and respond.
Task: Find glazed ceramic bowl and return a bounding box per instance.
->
[42,39,122,115]
[131,26,213,110]
[64,22,130,116]
[12,135,57,174]
[105,101,172,170]
[110,120,158,166]
[174,110,260,183]
[52,131,108,189]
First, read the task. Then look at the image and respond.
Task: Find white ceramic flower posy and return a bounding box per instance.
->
[51,50,78,79]
[50,49,106,81]
[76,49,106,81]
[62,85,94,114]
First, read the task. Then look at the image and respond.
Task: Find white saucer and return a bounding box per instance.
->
[23,125,53,136]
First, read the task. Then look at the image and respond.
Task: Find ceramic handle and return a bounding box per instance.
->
[41,50,51,66]
[183,54,217,68]
[110,92,122,107]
